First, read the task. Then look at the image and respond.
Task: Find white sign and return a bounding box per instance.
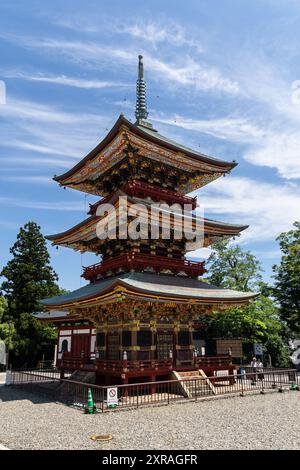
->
[215,370,229,377]
[254,344,263,356]
[0,341,6,365]
[5,371,12,385]
[107,387,118,406]
[291,339,300,366]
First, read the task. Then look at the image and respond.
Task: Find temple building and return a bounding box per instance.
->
[39,56,256,385]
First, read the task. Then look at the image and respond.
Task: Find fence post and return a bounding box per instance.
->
[272,371,276,389]
[240,374,244,397]
[260,375,264,395]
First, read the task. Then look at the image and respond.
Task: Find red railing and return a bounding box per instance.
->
[195,355,233,367]
[95,359,173,373]
[82,251,206,281]
[60,356,232,373]
[88,180,197,214]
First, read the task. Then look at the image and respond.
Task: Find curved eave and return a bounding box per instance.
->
[54,115,237,184]
[46,215,95,241]
[46,194,249,245]
[47,219,248,245]
[40,274,258,309]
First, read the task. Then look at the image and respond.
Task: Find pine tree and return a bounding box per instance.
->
[0,222,60,366]
[1,221,60,318]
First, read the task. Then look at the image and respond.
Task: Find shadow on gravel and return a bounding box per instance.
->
[0,386,57,405]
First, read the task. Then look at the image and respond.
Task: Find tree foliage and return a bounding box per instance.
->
[206,239,262,291]
[0,222,60,366]
[203,239,291,366]
[1,221,60,318]
[273,221,300,334]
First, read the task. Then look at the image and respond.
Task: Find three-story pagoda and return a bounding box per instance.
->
[40,56,256,385]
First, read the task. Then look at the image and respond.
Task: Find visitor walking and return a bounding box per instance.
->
[250,357,258,384]
[257,359,264,380]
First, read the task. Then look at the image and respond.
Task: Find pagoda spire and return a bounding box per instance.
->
[135,55,152,128]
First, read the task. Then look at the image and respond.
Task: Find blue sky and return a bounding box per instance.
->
[0,0,300,291]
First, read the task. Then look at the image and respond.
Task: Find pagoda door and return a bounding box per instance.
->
[156,330,175,364]
[106,332,120,360]
[71,334,90,358]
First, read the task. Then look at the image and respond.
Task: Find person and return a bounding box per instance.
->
[250,357,257,384]
[257,358,264,380]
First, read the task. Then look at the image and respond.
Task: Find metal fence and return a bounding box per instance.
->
[8,368,299,412]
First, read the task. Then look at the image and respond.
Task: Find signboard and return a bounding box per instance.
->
[215,370,229,377]
[254,343,263,356]
[0,341,6,365]
[290,339,300,371]
[216,339,243,358]
[107,387,118,406]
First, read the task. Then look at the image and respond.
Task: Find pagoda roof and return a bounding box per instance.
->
[45,195,248,251]
[40,272,257,309]
[54,114,236,192]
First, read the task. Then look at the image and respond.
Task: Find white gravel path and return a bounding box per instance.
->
[0,386,299,450]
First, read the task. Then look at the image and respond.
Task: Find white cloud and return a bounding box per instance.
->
[0,156,73,169]
[0,197,85,211]
[0,176,54,185]
[197,176,300,243]
[4,71,130,90]
[3,141,80,158]
[1,34,239,95]
[115,21,205,53]
[156,115,266,143]
[157,114,300,180]
[52,16,205,52]
[0,96,106,124]
[244,130,300,179]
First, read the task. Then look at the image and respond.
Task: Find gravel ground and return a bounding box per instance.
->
[0,387,299,450]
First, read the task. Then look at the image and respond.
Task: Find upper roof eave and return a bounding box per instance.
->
[54,114,237,184]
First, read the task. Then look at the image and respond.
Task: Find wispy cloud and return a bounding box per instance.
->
[3,140,80,158]
[0,96,107,124]
[157,115,266,143]
[0,176,54,185]
[158,114,300,180]
[198,176,300,243]
[52,16,205,52]
[0,197,85,211]
[0,33,240,95]
[0,156,73,169]
[3,71,130,90]
[114,21,205,53]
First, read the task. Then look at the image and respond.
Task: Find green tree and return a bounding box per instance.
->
[1,221,60,318]
[1,222,60,366]
[203,239,291,366]
[273,221,300,334]
[0,296,7,322]
[206,239,262,291]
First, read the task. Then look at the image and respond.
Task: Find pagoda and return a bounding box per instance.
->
[40,56,256,385]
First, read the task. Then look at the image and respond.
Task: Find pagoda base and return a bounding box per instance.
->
[59,355,235,387]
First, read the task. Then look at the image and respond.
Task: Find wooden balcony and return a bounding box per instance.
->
[88,180,197,214]
[82,251,206,281]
